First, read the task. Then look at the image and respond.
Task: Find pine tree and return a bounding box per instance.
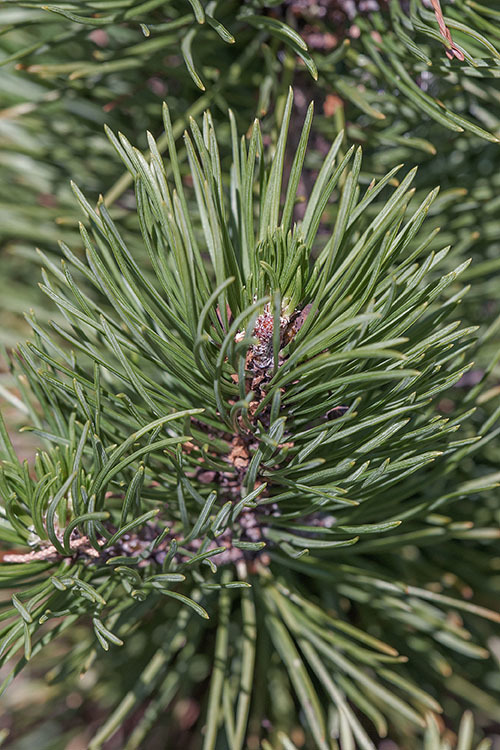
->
[1,88,499,748]
[1,2,500,748]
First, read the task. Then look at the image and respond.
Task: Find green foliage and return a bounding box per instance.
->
[1,92,499,748]
[1,0,499,271]
[1,1,500,748]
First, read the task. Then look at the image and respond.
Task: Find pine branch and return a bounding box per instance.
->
[1,93,499,747]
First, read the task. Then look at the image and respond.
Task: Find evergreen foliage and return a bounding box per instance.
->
[1,90,500,748]
[1,2,500,748]
[1,0,499,300]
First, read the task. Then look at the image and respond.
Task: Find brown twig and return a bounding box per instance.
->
[429,0,465,61]
[2,536,101,563]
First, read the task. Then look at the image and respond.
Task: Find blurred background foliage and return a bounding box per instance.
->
[1,1,500,748]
